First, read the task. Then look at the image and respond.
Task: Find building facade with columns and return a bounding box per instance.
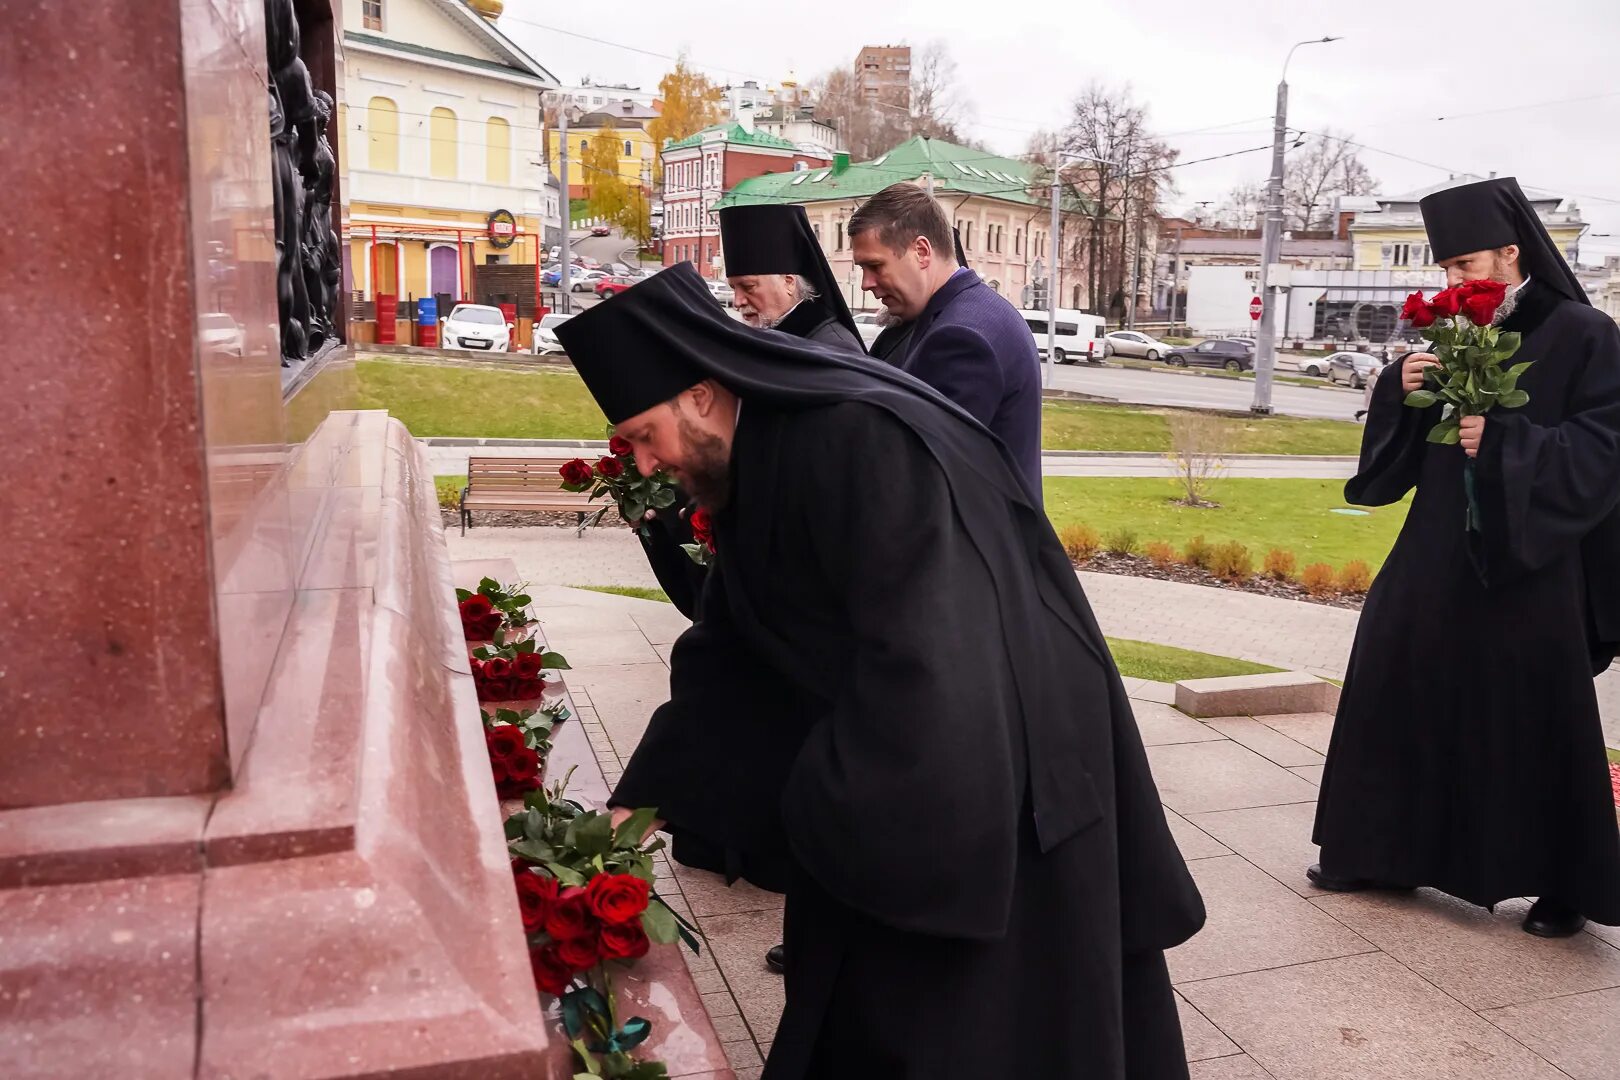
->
[714,136,1091,312]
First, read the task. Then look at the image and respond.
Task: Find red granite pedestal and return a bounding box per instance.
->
[0,2,550,1075]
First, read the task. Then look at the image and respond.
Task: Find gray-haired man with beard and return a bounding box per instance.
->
[718,204,864,353]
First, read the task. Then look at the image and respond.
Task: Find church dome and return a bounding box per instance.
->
[466,0,503,18]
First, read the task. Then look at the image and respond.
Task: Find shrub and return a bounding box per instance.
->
[1059,524,1101,562]
[1104,527,1140,556]
[434,476,463,510]
[1301,563,1338,598]
[1182,535,1214,570]
[1145,540,1178,569]
[1337,560,1373,595]
[1166,412,1232,507]
[1208,541,1253,583]
[1263,548,1298,581]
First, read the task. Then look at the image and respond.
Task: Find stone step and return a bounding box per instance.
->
[1175,671,1340,719]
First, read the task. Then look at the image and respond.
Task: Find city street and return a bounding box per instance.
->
[1045,361,1366,420]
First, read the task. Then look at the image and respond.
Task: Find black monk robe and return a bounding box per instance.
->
[1315,279,1620,923]
[594,307,1204,1075]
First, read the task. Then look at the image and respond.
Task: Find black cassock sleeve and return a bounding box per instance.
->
[609,568,806,893]
[776,406,1022,941]
[1345,353,1436,506]
[1474,315,1620,669]
[634,492,709,620]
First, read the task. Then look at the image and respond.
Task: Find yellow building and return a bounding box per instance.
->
[1349,178,1586,271]
[341,0,558,316]
[547,100,659,198]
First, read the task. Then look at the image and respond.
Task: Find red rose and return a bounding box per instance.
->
[476,613,504,639]
[530,944,575,996]
[559,459,594,487]
[1400,290,1437,328]
[688,507,716,553]
[598,920,650,961]
[596,455,625,479]
[556,933,602,972]
[514,869,558,933]
[543,887,594,940]
[1428,287,1462,318]
[513,651,546,679]
[585,873,651,925]
[608,435,633,457]
[509,677,547,701]
[486,723,527,761]
[460,594,495,620]
[1457,279,1508,326]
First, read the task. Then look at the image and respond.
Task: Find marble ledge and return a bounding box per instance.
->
[0,794,211,890]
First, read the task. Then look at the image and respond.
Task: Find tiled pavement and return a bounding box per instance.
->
[522,581,1620,1080]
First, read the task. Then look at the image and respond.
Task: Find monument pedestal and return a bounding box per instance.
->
[0,1,550,1074]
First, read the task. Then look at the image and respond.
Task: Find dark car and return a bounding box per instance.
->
[1167,339,1254,372]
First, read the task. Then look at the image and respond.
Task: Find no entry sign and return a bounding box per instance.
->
[1249,296,1263,321]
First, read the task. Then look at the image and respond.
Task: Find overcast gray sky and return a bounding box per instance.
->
[499,0,1620,261]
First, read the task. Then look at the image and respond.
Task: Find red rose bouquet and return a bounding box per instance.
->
[506,775,699,1079]
[471,638,571,702]
[456,577,537,643]
[1400,280,1532,530]
[558,431,679,536]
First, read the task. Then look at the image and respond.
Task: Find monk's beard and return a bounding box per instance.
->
[676,418,732,509]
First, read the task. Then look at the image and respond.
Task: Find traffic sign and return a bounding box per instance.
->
[1249,295,1263,321]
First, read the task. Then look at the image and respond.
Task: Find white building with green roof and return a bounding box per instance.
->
[712,136,1093,311]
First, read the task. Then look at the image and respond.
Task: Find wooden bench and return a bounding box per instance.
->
[459,455,599,535]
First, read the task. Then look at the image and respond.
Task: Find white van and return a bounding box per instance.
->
[1017,308,1107,364]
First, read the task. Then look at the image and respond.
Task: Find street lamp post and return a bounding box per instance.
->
[1252,35,1342,415]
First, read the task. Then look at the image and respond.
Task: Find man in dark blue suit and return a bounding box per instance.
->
[851,182,1043,500]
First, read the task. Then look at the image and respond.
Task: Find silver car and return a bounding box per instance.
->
[705,279,735,307]
[1326,351,1384,389]
[1103,330,1172,361]
[851,312,886,349]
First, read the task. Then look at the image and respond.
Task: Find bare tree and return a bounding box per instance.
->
[1212,182,1264,231]
[808,66,910,161]
[1283,128,1377,232]
[910,40,969,142]
[1166,411,1231,507]
[1048,83,1177,317]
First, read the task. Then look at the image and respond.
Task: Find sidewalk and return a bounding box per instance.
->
[513,577,1620,1080]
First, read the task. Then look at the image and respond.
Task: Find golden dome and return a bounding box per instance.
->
[467,0,502,18]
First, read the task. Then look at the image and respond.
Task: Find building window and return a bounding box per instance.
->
[836,221,844,251]
[624,140,633,158]
[366,96,398,171]
[812,223,821,243]
[580,138,589,155]
[1015,228,1022,255]
[485,116,510,185]
[1391,242,1411,267]
[362,0,383,30]
[429,107,458,179]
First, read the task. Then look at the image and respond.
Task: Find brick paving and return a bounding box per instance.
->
[451,530,1620,1078]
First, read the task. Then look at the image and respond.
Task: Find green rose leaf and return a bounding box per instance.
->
[612,806,660,848]
[1496,331,1522,356]
[650,488,677,509]
[455,588,472,601]
[1404,390,1438,408]
[1500,389,1530,408]
[571,812,615,857]
[543,651,572,670]
[641,899,680,945]
[547,861,588,887]
[1426,423,1460,445]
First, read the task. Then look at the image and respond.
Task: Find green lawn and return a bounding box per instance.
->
[1107,638,1282,683]
[361,357,1362,455]
[1045,476,1409,570]
[573,585,672,603]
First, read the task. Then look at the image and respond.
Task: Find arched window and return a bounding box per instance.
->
[623,140,633,158]
[485,117,510,185]
[366,96,398,172]
[429,107,457,179]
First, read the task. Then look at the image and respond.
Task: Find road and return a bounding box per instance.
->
[1044,362,1365,420]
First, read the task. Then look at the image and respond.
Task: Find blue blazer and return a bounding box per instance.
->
[890,270,1043,500]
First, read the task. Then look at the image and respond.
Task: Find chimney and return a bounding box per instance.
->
[833,152,850,174]
[737,104,754,134]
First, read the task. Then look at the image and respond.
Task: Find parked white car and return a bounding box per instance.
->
[533,312,574,355]
[570,269,608,293]
[1103,329,1173,361]
[198,312,245,357]
[1016,308,1107,364]
[705,279,735,307]
[442,303,511,352]
[851,312,887,349]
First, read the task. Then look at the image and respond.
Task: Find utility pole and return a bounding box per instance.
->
[557,102,573,313]
[1253,35,1341,415]
[1046,138,1061,388]
[1121,151,1133,330]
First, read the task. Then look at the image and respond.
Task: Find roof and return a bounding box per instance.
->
[431,0,558,83]
[663,123,800,152]
[1380,175,1563,207]
[580,102,661,128]
[345,28,554,85]
[714,136,1090,213]
[1177,237,1352,258]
